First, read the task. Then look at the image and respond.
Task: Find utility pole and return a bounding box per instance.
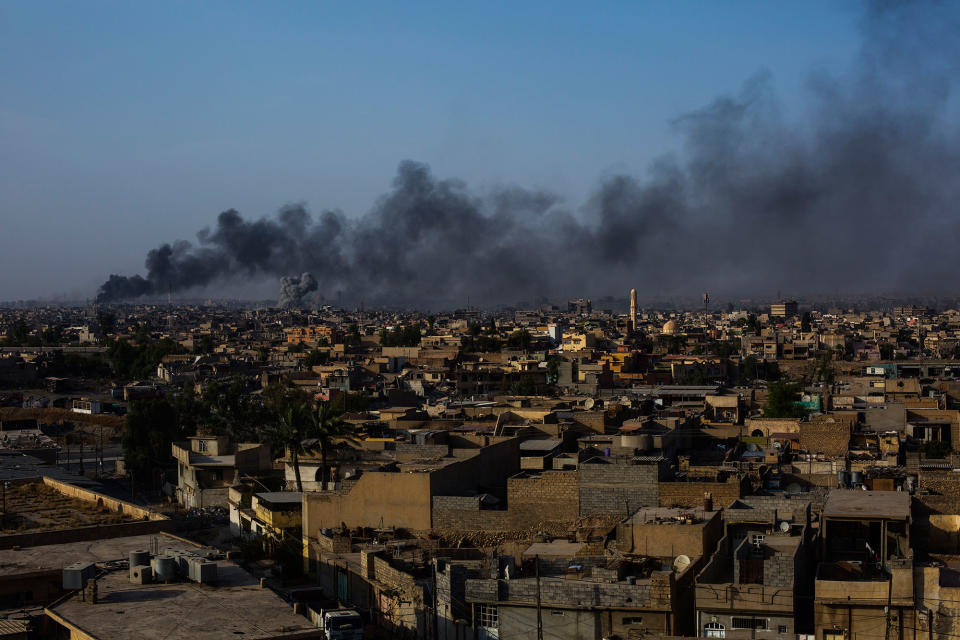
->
[535,555,543,640]
[883,569,893,640]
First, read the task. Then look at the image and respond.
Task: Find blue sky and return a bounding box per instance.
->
[0,1,861,300]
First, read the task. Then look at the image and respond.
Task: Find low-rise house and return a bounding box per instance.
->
[171,435,272,508]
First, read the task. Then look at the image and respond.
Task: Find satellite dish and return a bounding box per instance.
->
[778,521,790,533]
[584,398,595,410]
[673,555,691,573]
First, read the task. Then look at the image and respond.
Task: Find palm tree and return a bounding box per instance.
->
[305,403,357,491]
[269,401,312,492]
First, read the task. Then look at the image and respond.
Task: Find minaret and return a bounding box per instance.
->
[629,288,637,333]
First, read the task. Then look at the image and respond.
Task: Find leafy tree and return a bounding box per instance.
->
[677,364,710,385]
[193,334,215,355]
[546,357,561,385]
[378,325,422,347]
[268,402,312,492]
[303,349,329,368]
[3,319,37,346]
[96,311,117,336]
[122,398,184,486]
[343,324,361,347]
[266,400,357,492]
[107,337,183,381]
[41,325,63,346]
[200,377,271,441]
[879,342,895,360]
[506,329,532,350]
[922,439,951,459]
[763,382,809,418]
[308,403,358,491]
[510,374,539,396]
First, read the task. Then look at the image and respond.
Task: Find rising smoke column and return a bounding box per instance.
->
[96,0,960,306]
[278,272,318,308]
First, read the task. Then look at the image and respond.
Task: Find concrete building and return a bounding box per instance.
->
[771,300,799,318]
[171,435,272,508]
[814,491,915,639]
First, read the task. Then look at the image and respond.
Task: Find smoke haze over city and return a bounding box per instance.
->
[3,1,958,305]
[90,1,960,307]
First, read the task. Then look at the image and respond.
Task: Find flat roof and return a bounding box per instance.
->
[43,533,321,639]
[823,490,910,519]
[255,491,303,504]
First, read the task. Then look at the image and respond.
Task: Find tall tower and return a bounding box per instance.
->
[629,288,637,333]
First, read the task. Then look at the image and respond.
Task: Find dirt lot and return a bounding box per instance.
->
[0,406,124,430]
[0,481,135,534]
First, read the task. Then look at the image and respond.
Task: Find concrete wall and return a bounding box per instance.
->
[619,512,722,559]
[303,471,433,531]
[42,477,165,521]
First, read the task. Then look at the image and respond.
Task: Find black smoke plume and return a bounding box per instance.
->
[278,272,318,309]
[97,1,960,306]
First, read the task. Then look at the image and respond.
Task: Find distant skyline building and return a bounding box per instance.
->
[771,300,799,318]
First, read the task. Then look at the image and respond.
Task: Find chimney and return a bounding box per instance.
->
[629,288,637,333]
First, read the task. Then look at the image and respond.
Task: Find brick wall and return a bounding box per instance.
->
[578,460,660,517]
[464,574,675,610]
[395,443,450,461]
[799,418,852,456]
[431,471,579,531]
[658,477,742,508]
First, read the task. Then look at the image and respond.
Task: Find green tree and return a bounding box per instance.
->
[546,356,561,385]
[763,382,809,418]
[193,335,215,354]
[268,402,312,492]
[510,374,538,396]
[308,403,358,491]
[879,342,895,360]
[122,398,184,487]
[267,400,357,492]
[303,349,329,368]
[507,329,532,350]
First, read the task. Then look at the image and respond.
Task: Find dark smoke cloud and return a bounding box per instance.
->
[278,272,318,308]
[97,0,960,306]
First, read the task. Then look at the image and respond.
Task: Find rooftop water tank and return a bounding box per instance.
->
[151,555,177,583]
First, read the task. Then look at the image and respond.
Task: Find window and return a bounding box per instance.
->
[704,622,725,638]
[779,625,788,633]
[197,439,208,452]
[623,617,644,625]
[732,617,768,630]
[751,534,765,547]
[476,604,498,628]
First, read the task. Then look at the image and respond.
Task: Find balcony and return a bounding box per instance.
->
[815,561,913,606]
